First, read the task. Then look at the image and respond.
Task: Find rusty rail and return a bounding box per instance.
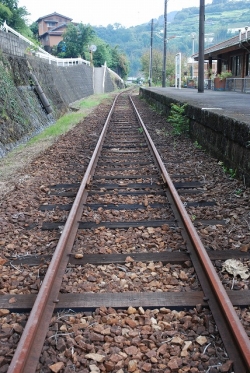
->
[7,95,118,373]
[130,95,250,373]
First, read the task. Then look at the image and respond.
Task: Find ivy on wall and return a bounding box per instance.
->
[0,52,27,126]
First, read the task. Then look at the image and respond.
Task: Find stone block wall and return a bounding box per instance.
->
[0,29,28,56]
[0,53,95,156]
[139,88,250,186]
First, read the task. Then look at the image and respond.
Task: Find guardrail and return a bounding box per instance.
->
[0,21,90,66]
[191,78,250,93]
[35,52,90,66]
[226,77,250,93]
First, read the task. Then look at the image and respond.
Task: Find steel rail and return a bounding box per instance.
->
[7,94,119,373]
[129,95,250,373]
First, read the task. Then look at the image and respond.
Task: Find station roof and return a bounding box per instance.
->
[193,30,250,60]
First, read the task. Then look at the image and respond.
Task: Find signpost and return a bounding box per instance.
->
[175,53,181,89]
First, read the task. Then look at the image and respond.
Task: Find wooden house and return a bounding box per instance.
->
[36,12,72,52]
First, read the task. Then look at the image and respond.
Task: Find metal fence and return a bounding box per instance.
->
[225,78,250,93]
[204,79,214,90]
[197,78,250,93]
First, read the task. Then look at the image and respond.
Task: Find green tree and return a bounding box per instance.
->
[0,3,12,25]
[0,0,29,32]
[89,37,129,75]
[213,27,231,44]
[110,46,129,79]
[60,23,95,58]
[29,21,38,40]
[92,40,112,66]
[141,49,187,86]
[141,49,163,85]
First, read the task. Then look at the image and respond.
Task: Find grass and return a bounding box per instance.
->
[27,112,84,145]
[194,141,202,150]
[28,93,112,145]
[0,93,115,184]
[219,161,237,179]
[77,94,110,110]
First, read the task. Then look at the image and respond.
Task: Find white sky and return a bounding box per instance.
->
[18,0,213,28]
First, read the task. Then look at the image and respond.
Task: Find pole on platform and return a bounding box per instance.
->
[198,0,205,93]
[162,0,167,87]
[191,33,196,79]
[149,19,153,87]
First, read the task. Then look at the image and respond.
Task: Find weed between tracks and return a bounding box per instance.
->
[140,97,189,136]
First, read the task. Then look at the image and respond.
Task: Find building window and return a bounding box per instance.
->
[221,62,228,72]
[46,22,56,27]
[231,55,242,76]
[237,56,242,76]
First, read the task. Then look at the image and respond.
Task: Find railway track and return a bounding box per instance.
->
[2,91,250,372]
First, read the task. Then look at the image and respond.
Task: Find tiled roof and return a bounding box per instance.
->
[50,23,68,32]
[40,28,66,36]
[193,30,250,59]
[36,12,72,22]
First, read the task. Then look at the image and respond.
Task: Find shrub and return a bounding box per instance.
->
[168,103,189,135]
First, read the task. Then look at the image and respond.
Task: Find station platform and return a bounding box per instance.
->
[142,87,250,126]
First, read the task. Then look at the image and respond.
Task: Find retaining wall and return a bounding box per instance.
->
[28,58,94,106]
[139,87,250,186]
[0,28,27,56]
[0,30,123,157]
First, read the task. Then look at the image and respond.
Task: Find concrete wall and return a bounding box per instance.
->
[0,30,124,157]
[93,66,124,94]
[139,88,250,186]
[28,58,94,106]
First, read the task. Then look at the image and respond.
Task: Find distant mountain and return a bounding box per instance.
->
[93,0,250,76]
[156,11,178,25]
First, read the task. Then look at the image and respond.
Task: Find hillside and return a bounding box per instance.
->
[93,0,250,76]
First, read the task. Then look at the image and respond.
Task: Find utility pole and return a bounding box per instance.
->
[198,0,205,92]
[162,0,167,87]
[149,19,153,87]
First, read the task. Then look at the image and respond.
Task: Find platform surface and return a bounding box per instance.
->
[142,87,250,125]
